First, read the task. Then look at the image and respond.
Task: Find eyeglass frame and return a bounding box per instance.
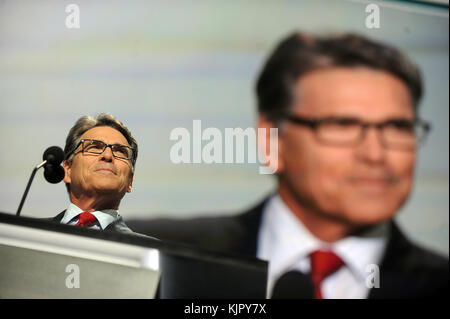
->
[280,113,431,149]
[66,138,135,161]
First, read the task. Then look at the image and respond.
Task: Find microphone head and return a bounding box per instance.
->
[44,164,65,184]
[271,270,314,299]
[43,146,64,165]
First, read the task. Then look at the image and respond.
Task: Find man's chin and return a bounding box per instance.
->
[341,205,397,226]
[92,184,126,195]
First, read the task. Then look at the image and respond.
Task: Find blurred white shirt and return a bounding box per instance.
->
[257,194,389,299]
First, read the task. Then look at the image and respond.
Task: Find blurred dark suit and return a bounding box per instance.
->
[127,197,449,298]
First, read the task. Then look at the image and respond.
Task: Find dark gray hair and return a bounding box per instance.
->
[256,32,423,124]
[64,113,138,192]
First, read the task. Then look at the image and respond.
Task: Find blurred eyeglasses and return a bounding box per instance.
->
[283,114,431,150]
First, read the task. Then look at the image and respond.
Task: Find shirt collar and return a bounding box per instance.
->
[258,194,389,283]
[334,223,390,281]
[258,194,326,276]
[61,203,120,230]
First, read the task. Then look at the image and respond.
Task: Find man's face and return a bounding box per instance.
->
[275,67,416,226]
[64,126,134,200]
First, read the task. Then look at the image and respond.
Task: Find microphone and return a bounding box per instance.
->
[44,164,65,184]
[43,146,64,166]
[271,270,314,299]
[16,146,65,216]
[42,146,65,184]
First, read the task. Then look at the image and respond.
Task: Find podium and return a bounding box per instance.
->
[0,212,267,299]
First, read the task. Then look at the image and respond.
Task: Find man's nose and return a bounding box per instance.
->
[355,127,386,164]
[101,146,114,162]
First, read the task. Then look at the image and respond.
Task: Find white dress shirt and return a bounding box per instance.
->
[60,203,121,230]
[257,194,389,299]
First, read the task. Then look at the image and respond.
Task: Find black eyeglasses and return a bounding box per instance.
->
[68,139,135,160]
[283,114,431,149]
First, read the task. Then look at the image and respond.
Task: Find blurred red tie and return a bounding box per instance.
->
[310,250,344,299]
[76,212,98,227]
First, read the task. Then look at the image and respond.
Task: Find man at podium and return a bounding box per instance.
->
[49,113,145,235]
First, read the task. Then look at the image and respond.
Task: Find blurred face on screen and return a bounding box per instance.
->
[268,67,417,227]
[63,126,134,207]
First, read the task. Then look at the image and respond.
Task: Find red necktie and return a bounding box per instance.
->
[76,212,98,227]
[309,250,344,299]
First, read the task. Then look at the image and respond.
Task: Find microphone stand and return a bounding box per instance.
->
[16,160,47,216]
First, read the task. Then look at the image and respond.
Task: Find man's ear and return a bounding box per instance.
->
[127,172,134,193]
[257,114,284,174]
[63,160,72,184]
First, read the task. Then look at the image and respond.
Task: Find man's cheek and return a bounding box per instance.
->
[315,172,343,202]
[395,174,414,201]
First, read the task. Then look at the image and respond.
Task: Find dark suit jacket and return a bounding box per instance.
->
[50,210,152,238]
[127,198,449,298]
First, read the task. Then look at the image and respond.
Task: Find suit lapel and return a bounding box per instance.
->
[368,222,422,298]
[233,199,268,256]
[51,210,66,223]
[104,215,133,233]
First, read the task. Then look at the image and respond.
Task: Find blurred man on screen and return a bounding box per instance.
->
[128,32,448,298]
